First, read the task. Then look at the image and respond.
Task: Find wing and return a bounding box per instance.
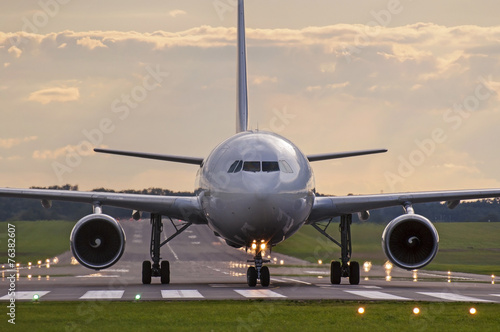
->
[0,187,206,224]
[308,189,500,223]
[307,149,387,162]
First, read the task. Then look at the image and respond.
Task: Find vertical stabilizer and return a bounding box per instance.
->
[236,0,248,133]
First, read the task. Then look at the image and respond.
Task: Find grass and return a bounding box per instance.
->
[7,301,500,331]
[0,220,75,264]
[274,222,500,275]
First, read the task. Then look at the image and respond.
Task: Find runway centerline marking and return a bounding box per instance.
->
[344,290,409,300]
[161,290,204,298]
[80,290,124,300]
[235,289,286,298]
[0,291,50,300]
[418,292,492,302]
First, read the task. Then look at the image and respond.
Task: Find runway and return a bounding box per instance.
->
[2,219,499,302]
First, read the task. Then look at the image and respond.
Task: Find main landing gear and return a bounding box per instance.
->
[142,213,192,284]
[312,214,360,285]
[246,250,271,287]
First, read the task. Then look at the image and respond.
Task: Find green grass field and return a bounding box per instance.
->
[0,220,75,264]
[274,222,500,275]
[6,301,500,331]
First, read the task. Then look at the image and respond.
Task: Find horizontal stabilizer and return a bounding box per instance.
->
[94,148,203,165]
[307,149,387,162]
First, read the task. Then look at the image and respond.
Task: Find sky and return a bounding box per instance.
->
[1,0,500,196]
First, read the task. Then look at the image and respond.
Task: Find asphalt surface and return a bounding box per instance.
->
[1,219,500,302]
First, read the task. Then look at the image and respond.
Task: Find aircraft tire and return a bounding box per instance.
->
[331,261,341,284]
[142,260,152,285]
[247,266,257,287]
[349,261,360,285]
[161,260,170,284]
[260,266,270,287]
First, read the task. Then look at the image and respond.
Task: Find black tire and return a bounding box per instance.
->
[142,260,152,285]
[349,261,360,285]
[260,266,270,287]
[247,266,257,287]
[161,260,170,284]
[331,261,341,284]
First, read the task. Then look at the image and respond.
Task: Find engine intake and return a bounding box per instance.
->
[70,214,126,270]
[382,214,439,270]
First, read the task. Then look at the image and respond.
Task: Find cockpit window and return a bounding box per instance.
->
[228,160,243,173]
[228,160,293,173]
[243,161,261,172]
[279,160,293,173]
[262,161,280,172]
[228,160,239,173]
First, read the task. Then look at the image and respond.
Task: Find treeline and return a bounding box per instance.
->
[0,185,194,222]
[1,186,500,223]
[353,199,500,223]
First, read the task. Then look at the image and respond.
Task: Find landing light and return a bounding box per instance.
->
[251,243,257,250]
[260,243,266,250]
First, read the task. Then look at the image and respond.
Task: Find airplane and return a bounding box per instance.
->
[2,0,500,287]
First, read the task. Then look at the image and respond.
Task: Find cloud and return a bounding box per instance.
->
[76,37,107,50]
[32,144,94,160]
[0,136,38,149]
[168,10,186,18]
[252,76,277,85]
[28,87,80,104]
[8,45,22,58]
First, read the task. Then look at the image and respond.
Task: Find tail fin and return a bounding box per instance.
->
[236,0,248,133]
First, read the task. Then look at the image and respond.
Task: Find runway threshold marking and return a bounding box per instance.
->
[418,292,492,302]
[161,290,204,298]
[79,290,124,300]
[0,291,50,300]
[234,290,286,298]
[344,290,409,301]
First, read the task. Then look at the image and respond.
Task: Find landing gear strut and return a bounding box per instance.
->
[141,213,192,284]
[312,214,360,285]
[247,250,271,287]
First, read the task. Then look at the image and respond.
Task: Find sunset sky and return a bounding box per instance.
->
[1,0,500,196]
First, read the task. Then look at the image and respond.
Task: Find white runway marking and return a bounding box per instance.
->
[344,290,409,300]
[0,291,50,300]
[418,292,492,302]
[161,290,204,298]
[79,290,124,300]
[278,277,312,285]
[235,289,286,298]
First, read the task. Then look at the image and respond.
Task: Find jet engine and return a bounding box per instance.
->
[382,214,439,270]
[70,214,126,270]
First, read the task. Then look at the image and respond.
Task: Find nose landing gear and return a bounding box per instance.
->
[247,251,271,287]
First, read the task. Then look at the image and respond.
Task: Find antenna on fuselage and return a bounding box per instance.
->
[236,0,248,133]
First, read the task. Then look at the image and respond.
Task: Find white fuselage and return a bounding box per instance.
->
[196,131,315,248]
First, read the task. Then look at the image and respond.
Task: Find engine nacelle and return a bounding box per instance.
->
[70,214,126,270]
[382,214,439,270]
